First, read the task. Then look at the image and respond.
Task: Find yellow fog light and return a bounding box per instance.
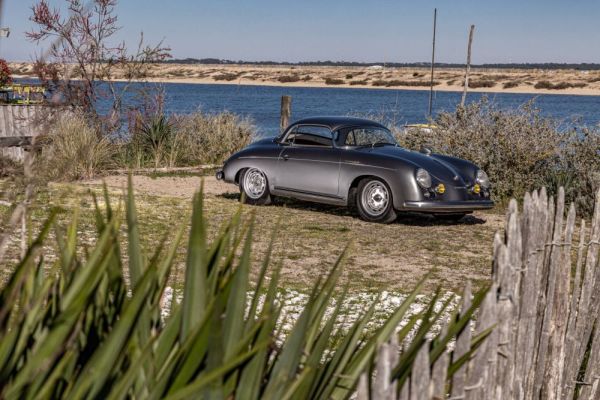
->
[435,183,445,194]
[473,184,481,194]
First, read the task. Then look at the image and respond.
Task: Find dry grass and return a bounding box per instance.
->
[36,113,113,180]
[395,99,600,216]
[0,176,502,293]
[169,111,255,165]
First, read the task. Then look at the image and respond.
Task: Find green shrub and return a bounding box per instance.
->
[395,99,600,215]
[131,115,178,169]
[503,81,520,89]
[213,73,239,81]
[468,79,496,88]
[37,112,113,180]
[0,180,490,399]
[325,78,345,85]
[277,75,300,83]
[534,80,587,90]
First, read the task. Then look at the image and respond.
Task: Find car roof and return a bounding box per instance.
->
[290,116,387,131]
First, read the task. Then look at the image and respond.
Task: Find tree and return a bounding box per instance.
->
[27,0,170,132]
[0,59,11,87]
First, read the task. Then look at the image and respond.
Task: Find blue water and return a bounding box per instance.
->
[156,83,600,136]
[17,78,600,136]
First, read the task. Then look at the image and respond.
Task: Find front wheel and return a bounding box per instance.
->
[240,168,272,205]
[356,178,397,223]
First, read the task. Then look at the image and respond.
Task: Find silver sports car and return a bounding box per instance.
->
[216,116,494,223]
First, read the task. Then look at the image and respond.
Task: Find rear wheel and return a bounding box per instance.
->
[356,178,397,223]
[240,168,272,205]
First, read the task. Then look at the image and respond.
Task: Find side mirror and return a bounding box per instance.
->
[420,146,432,155]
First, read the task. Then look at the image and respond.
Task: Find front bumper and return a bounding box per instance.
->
[402,200,494,213]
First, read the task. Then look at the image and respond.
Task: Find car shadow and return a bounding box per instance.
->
[216,192,488,226]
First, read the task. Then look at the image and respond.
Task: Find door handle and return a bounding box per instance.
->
[283,154,289,161]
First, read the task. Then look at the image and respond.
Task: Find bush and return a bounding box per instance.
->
[468,79,496,88]
[277,75,300,83]
[395,99,600,215]
[345,74,353,79]
[0,59,12,87]
[503,81,520,89]
[0,181,489,399]
[349,79,369,85]
[37,112,113,180]
[170,111,255,165]
[534,80,587,90]
[372,80,439,87]
[324,78,344,85]
[213,73,238,81]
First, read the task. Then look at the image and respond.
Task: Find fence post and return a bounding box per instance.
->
[461,25,475,107]
[280,95,291,133]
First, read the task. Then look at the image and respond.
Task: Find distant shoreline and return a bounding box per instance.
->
[9,63,600,97]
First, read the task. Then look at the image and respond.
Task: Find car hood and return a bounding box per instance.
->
[358,146,469,184]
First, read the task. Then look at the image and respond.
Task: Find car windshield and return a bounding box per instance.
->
[344,127,399,147]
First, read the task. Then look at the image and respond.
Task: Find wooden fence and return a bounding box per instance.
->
[0,105,46,161]
[358,187,600,400]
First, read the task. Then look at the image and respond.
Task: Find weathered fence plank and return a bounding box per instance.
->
[361,187,600,400]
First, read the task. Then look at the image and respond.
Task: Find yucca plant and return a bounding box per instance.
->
[0,178,491,399]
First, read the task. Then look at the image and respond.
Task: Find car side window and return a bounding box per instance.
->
[292,125,333,147]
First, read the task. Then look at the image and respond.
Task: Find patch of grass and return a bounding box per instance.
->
[503,81,520,89]
[372,79,440,87]
[534,80,587,90]
[468,79,496,88]
[349,79,369,85]
[213,73,239,81]
[277,75,300,83]
[324,77,345,85]
[345,73,353,79]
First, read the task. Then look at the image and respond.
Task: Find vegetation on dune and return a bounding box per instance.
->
[0,179,491,399]
[534,80,587,90]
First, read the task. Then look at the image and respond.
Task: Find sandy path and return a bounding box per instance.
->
[83,175,236,198]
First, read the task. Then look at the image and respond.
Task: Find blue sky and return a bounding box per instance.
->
[1,0,600,63]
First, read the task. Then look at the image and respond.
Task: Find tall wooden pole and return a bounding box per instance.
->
[280,95,291,133]
[461,25,475,107]
[428,8,437,118]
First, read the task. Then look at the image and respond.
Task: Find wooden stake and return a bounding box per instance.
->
[461,25,475,107]
[280,95,291,134]
[428,8,437,118]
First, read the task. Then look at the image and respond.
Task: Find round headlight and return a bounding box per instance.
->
[476,169,490,188]
[416,168,432,189]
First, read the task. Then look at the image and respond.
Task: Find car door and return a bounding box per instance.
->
[275,125,341,198]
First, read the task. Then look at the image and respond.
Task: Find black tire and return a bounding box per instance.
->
[239,168,272,205]
[355,178,397,223]
[435,213,467,222]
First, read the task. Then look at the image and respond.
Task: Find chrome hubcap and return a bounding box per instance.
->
[361,181,389,216]
[243,168,266,199]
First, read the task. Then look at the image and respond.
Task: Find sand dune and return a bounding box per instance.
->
[9,62,600,96]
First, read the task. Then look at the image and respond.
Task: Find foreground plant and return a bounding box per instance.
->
[0,178,490,399]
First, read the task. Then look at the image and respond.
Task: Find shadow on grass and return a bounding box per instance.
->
[217,192,488,226]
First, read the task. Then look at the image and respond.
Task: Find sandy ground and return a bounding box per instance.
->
[77,174,505,293]
[10,63,600,96]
